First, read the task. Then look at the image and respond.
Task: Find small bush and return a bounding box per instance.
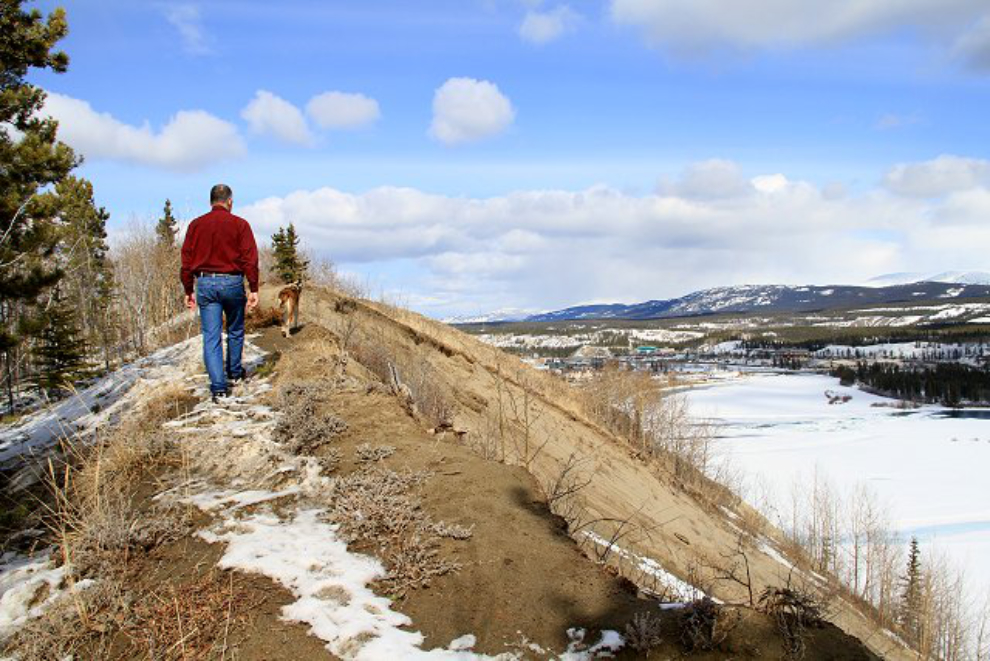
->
[758,586,829,659]
[625,611,664,653]
[679,598,724,651]
[355,444,395,463]
[272,382,347,454]
[322,465,469,598]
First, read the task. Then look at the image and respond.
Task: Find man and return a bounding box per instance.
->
[181,184,260,402]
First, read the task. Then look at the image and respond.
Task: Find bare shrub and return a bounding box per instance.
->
[323,465,468,598]
[539,452,593,530]
[578,367,735,507]
[679,598,725,651]
[111,219,185,357]
[624,611,665,653]
[463,404,502,462]
[272,382,347,455]
[318,448,343,475]
[759,585,829,659]
[355,443,396,463]
[306,250,367,298]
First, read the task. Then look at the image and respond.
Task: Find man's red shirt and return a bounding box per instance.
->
[180,205,260,295]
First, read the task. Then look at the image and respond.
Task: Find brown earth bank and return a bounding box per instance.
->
[0,291,898,660]
[246,312,884,659]
[254,284,911,659]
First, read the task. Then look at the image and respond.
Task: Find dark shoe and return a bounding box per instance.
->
[211,390,229,404]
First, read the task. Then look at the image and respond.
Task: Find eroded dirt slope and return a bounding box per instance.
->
[269,284,911,661]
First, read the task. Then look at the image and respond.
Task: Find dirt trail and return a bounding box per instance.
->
[263,284,912,661]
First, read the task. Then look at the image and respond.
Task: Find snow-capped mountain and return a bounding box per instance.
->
[450,281,990,324]
[442,308,541,324]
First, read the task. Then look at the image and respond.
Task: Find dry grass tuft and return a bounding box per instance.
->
[4,385,201,660]
[127,570,260,659]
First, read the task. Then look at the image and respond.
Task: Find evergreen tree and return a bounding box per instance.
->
[270,223,309,284]
[0,1,77,413]
[35,177,114,372]
[899,537,923,644]
[155,199,178,248]
[31,287,89,398]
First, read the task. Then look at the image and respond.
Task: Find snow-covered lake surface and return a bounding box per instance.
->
[684,373,990,600]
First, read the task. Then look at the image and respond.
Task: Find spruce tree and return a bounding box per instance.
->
[270,223,309,284]
[899,537,923,644]
[0,1,78,413]
[34,177,114,372]
[31,287,89,398]
[155,199,178,248]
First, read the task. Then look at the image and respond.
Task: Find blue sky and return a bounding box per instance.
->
[29,0,990,316]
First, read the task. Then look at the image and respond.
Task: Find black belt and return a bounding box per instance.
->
[196,272,243,278]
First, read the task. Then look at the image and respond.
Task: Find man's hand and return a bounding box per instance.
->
[247,292,259,310]
[185,293,196,310]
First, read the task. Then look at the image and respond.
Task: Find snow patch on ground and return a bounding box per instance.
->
[201,509,506,660]
[0,549,91,642]
[559,628,625,660]
[581,531,707,603]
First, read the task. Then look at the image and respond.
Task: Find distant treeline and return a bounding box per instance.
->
[739,326,990,351]
[830,362,990,405]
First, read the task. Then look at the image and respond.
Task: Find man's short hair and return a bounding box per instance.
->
[210,184,233,205]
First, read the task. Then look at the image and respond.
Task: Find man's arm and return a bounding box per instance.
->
[238,219,260,309]
[180,220,198,309]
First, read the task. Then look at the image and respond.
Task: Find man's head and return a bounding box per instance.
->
[210,184,233,209]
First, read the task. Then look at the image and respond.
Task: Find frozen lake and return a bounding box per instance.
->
[684,372,990,600]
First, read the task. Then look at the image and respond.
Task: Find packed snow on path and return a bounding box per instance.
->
[0,335,212,469]
[684,372,990,599]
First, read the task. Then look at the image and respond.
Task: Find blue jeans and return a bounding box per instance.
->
[195,275,246,394]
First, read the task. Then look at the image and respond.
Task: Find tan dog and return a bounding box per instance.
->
[277,283,301,338]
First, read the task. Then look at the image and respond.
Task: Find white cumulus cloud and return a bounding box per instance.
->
[429,77,515,146]
[884,155,990,197]
[306,91,381,130]
[241,90,313,146]
[658,159,753,199]
[519,5,579,44]
[44,92,245,171]
[237,159,990,317]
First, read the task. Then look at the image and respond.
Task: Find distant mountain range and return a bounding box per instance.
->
[446,273,990,324]
[863,271,990,287]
